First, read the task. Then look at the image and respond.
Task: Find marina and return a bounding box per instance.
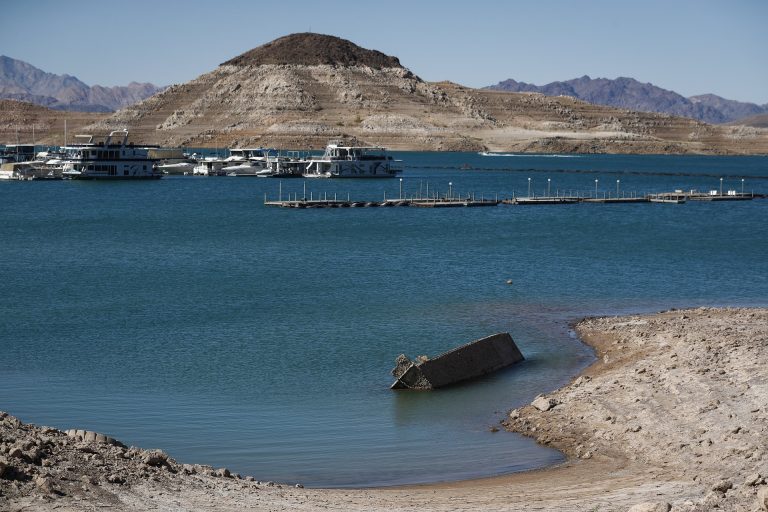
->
[0,130,162,180]
[0,139,405,180]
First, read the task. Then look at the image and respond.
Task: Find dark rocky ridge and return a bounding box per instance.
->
[222,33,403,69]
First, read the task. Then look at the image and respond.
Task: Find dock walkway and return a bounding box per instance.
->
[263,197,500,208]
[264,188,761,209]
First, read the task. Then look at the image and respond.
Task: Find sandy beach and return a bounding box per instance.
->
[2,307,767,511]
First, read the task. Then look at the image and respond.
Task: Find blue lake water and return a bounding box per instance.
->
[1,153,767,487]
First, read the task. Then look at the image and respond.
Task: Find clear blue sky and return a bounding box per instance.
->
[2,0,766,103]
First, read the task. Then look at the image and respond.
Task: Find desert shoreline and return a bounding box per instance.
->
[2,307,767,511]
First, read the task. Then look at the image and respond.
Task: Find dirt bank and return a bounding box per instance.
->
[2,307,767,511]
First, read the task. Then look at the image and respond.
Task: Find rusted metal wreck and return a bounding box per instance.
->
[390,332,524,390]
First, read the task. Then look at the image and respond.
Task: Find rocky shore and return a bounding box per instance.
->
[2,307,767,511]
[506,307,768,511]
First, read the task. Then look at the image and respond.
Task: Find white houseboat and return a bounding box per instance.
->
[303,142,402,178]
[192,158,226,176]
[227,148,272,163]
[61,130,162,180]
[221,148,274,176]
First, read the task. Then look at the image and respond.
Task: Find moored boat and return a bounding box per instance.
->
[221,162,266,177]
[157,161,196,175]
[192,158,226,176]
[61,130,162,180]
[304,141,402,178]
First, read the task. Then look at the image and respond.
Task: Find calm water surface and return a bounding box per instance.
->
[1,153,766,487]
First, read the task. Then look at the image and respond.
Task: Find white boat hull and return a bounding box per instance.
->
[158,162,195,174]
[221,163,267,176]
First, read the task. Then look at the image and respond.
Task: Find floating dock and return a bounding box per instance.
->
[391,332,524,390]
[264,183,762,209]
[581,197,649,204]
[406,198,499,208]
[264,197,500,208]
[688,194,754,201]
[265,194,758,208]
[502,197,580,205]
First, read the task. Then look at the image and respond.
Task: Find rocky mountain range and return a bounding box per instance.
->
[486,76,768,125]
[0,55,164,113]
[2,34,767,154]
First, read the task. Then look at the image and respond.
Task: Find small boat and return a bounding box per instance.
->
[650,197,686,204]
[157,161,196,174]
[648,193,687,204]
[221,162,266,177]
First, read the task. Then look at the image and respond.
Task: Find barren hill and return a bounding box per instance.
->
[6,34,768,153]
[730,112,768,129]
[0,100,105,145]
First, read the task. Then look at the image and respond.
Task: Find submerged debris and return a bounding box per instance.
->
[391,332,524,390]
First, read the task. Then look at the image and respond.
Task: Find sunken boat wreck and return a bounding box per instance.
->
[390,332,524,390]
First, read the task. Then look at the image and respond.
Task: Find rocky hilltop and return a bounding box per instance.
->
[222,33,403,68]
[4,34,768,153]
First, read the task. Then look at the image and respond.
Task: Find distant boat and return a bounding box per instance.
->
[479,151,521,157]
[221,162,265,177]
[648,192,687,204]
[479,151,580,158]
[192,158,226,176]
[649,197,686,204]
[157,161,196,174]
[304,141,402,178]
[479,151,517,156]
[262,152,309,178]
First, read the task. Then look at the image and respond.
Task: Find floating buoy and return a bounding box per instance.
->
[505,279,513,285]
